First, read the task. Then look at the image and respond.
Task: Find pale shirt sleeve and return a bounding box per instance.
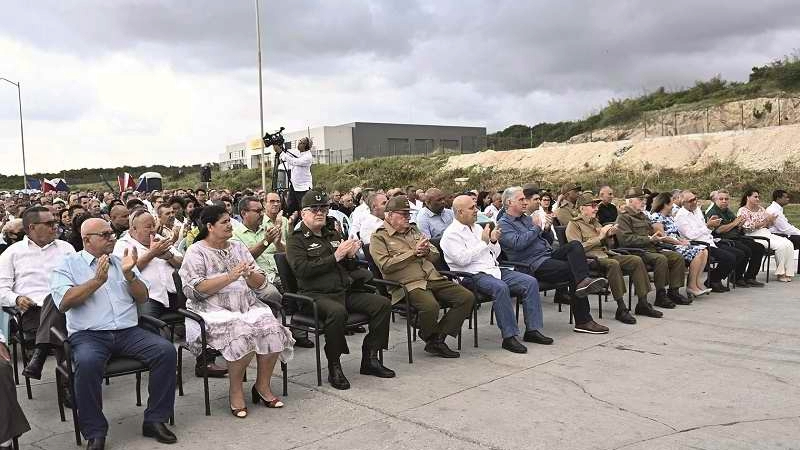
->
[280,150,312,168]
[0,329,5,344]
[440,226,489,269]
[767,204,800,235]
[50,257,77,311]
[112,239,129,259]
[0,247,19,307]
[674,210,703,240]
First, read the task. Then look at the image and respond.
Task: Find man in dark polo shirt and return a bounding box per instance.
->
[705,189,765,286]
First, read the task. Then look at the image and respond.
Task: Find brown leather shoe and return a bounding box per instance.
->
[573,320,609,334]
[195,363,228,378]
[575,277,607,298]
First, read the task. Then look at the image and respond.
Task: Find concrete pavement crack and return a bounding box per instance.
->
[608,415,800,449]
[542,371,678,432]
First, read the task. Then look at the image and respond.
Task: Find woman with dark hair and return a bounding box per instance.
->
[67,213,91,251]
[649,193,710,297]
[476,191,491,211]
[540,192,554,214]
[737,188,796,281]
[179,206,294,417]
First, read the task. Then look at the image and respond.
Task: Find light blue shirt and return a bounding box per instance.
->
[51,250,147,336]
[416,207,455,240]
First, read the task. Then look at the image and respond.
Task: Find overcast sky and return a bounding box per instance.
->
[1,0,799,175]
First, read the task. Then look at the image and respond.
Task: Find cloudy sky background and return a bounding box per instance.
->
[1,0,799,175]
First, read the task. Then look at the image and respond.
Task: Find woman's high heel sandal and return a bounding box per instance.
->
[251,385,284,408]
[230,405,248,418]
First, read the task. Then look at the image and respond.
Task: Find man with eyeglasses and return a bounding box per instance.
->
[370,196,475,357]
[0,207,76,381]
[51,218,177,448]
[0,219,23,255]
[287,191,394,390]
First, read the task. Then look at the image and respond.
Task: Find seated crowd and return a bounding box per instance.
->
[0,181,798,450]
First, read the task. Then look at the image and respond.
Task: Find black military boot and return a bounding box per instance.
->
[360,349,396,378]
[22,346,49,380]
[653,289,676,309]
[423,334,460,358]
[668,288,692,305]
[634,299,663,318]
[327,359,351,390]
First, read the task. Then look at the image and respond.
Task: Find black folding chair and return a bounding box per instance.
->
[273,252,376,386]
[51,316,174,447]
[2,306,33,399]
[174,274,287,416]
[747,236,775,283]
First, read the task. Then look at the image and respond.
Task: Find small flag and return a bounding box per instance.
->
[118,173,135,192]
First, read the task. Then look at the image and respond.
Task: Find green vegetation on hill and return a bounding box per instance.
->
[0,164,212,191]
[489,55,800,150]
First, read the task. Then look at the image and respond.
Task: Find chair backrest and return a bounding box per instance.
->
[361,244,383,280]
[554,225,568,246]
[171,271,187,310]
[429,239,451,271]
[273,253,299,294]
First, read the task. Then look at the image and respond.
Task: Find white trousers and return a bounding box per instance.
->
[747,229,797,276]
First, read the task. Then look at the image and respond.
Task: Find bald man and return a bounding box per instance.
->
[441,196,552,353]
[51,218,177,448]
[416,188,455,241]
[109,205,130,238]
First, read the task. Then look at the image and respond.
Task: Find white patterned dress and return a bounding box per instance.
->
[179,240,294,362]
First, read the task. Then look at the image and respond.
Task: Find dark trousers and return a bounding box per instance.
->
[707,246,738,282]
[0,360,30,442]
[406,279,475,341]
[286,189,309,218]
[532,241,593,324]
[731,238,765,280]
[69,327,177,440]
[34,295,67,346]
[300,291,391,361]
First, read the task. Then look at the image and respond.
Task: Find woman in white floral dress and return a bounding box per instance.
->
[180,205,294,418]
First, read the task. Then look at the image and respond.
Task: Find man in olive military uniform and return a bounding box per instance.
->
[615,188,689,309]
[565,193,662,323]
[286,191,394,390]
[555,182,581,226]
[370,196,474,358]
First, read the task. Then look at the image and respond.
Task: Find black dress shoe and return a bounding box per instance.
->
[86,437,106,450]
[143,422,177,444]
[745,278,765,287]
[523,330,554,345]
[615,307,637,324]
[294,336,315,348]
[667,289,692,305]
[708,281,729,293]
[634,302,663,318]
[423,335,460,358]
[359,349,396,378]
[22,347,48,380]
[501,336,528,353]
[327,359,351,390]
[735,279,751,288]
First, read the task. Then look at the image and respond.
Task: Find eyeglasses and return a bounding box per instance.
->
[246,208,264,214]
[86,231,117,240]
[304,206,330,214]
[33,220,58,227]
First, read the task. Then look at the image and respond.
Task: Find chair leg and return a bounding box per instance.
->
[628,278,633,311]
[515,297,520,322]
[105,377,110,385]
[489,304,495,325]
[11,437,18,450]
[597,295,603,319]
[281,361,288,396]
[457,328,462,351]
[136,372,142,406]
[24,374,32,400]
[568,303,573,325]
[314,332,322,387]
[177,346,184,396]
[473,307,479,348]
[11,342,19,385]
[70,379,81,446]
[405,316,413,364]
[56,371,66,422]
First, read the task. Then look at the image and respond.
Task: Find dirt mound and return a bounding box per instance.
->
[445,123,800,174]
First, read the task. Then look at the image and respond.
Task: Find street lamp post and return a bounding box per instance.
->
[255,0,266,193]
[0,77,28,190]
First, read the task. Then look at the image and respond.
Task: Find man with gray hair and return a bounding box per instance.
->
[498,187,610,334]
[351,192,388,245]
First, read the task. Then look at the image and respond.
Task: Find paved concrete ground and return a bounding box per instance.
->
[14,271,800,450]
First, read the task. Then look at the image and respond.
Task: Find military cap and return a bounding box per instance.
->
[385,195,412,212]
[624,187,647,199]
[301,190,329,208]
[575,192,602,207]
[560,182,581,195]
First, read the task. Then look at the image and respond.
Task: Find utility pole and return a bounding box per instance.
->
[255,0,266,193]
[529,126,533,148]
[0,78,27,190]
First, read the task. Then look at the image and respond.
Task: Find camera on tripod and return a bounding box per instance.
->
[262,126,286,149]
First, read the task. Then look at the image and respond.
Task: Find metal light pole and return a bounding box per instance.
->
[255,0,266,193]
[0,77,28,190]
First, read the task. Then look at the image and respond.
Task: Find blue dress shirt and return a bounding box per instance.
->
[51,250,148,335]
[416,207,455,240]
[498,213,553,271]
